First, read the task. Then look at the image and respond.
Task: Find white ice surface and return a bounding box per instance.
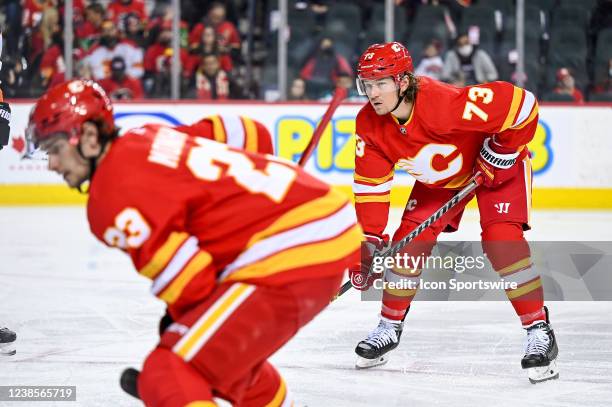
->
[1,208,612,407]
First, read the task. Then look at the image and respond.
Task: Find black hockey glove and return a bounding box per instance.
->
[0,102,11,151]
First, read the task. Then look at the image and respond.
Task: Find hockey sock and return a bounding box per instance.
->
[482,222,545,327]
[139,347,216,407]
[238,362,291,407]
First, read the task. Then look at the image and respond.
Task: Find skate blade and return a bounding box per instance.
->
[528,359,559,384]
[0,343,16,356]
[355,355,389,369]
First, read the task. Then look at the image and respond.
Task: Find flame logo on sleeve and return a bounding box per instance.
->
[397,144,463,184]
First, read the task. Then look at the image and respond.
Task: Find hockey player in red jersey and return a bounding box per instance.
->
[26,80,362,406]
[350,42,558,383]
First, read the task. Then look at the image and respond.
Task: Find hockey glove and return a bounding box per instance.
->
[0,102,10,151]
[476,136,520,188]
[348,234,387,291]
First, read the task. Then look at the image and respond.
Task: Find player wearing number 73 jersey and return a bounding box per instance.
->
[26,80,362,406]
[351,42,558,383]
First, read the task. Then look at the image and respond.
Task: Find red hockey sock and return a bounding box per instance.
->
[138,347,215,407]
[482,222,545,327]
[237,362,290,407]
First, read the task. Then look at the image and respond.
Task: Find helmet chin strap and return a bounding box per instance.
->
[390,87,407,114]
[75,139,108,193]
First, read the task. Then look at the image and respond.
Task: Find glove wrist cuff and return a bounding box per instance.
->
[480,137,519,169]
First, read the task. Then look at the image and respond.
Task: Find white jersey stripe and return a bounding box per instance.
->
[512,90,535,128]
[150,236,199,295]
[221,115,246,149]
[219,204,356,280]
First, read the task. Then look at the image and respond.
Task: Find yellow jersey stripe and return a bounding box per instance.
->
[224,224,362,281]
[443,172,472,189]
[209,115,227,143]
[384,287,418,297]
[184,402,217,407]
[242,116,259,153]
[498,257,532,276]
[173,283,255,361]
[246,189,348,249]
[354,171,394,185]
[500,86,523,132]
[354,195,391,203]
[158,250,213,304]
[512,102,539,129]
[140,232,189,279]
[264,378,287,407]
[506,278,542,300]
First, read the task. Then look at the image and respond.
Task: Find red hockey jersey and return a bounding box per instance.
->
[354,76,539,237]
[175,115,274,155]
[87,125,361,317]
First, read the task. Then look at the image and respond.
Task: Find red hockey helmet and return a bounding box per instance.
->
[26,79,114,155]
[356,42,413,95]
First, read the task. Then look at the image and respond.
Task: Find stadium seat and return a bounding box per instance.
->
[551,6,591,31]
[541,92,578,102]
[529,0,556,14]
[370,3,409,40]
[548,27,588,64]
[559,0,598,12]
[460,5,498,35]
[326,2,361,29]
[588,92,612,102]
[478,0,514,14]
[544,58,589,92]
[407,24,450,64]
[594,28,612,84]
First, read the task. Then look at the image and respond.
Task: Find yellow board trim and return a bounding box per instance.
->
[158,250,213,304]
[140,232,190,279]
[500,86,523,132]
[224,224,362,282]
[2,185,612,209]
[241,116,259,153]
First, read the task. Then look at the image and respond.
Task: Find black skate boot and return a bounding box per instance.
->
[0,327,16,356]
[521,306,559,384]
[355,317,403,369]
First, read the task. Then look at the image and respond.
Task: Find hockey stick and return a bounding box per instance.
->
[332,173,484,301]
[297,86,348,166]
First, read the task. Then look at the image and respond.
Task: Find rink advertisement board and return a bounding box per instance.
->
[1,101,611,207]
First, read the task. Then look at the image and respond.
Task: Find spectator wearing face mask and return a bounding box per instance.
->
[84,20,144,80]
[551,68,584,103]
[98,56,144,100]
[414,40,444,80]
[299,36,353,99]
[189,2,241,64]
[441,32,497,85]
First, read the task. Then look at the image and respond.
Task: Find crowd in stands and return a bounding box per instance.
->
[0,0,610,101]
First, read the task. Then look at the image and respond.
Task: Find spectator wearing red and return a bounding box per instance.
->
[591,58,612,96]
[144,21,190,76]
[554,68,584,103]
[189,2,241,61]
[84,19,144,80]
[107,0,146,25]
[195,53,230,100]
[299,37,353,98]
[121,12,147,49]
[187,26,233,75]
[76,3,106,51]
[98,56,144,100]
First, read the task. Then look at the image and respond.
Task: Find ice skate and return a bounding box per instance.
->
[355,317,403,369]
[0,327,16,356]
[521,307,559,384]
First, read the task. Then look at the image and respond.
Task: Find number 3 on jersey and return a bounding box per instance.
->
[187,138,297,203]
[462,87,494,122]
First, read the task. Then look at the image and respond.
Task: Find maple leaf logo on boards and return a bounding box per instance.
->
[11,135,25,154]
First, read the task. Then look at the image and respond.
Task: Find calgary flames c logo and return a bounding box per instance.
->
[397,144,463,184]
